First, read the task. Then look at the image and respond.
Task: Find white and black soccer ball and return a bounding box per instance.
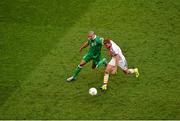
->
[89,87,97,96]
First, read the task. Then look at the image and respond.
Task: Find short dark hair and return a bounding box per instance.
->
[103,38,111,44]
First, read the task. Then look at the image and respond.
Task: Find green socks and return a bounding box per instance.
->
[73,65,82,78]
[96,58,107,68]
[72,58,107,78]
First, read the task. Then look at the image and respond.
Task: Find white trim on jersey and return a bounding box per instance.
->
[93,35,97,40]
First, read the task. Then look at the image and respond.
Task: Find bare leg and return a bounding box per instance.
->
[101,64,114,90]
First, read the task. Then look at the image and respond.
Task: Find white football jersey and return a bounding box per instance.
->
[109,40,126,61]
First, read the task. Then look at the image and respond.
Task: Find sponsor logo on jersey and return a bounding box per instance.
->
[91,42,97,46]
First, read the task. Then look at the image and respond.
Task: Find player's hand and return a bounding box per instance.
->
[79,48,83,53]
[111,66,117,74]
[114,67,117,74]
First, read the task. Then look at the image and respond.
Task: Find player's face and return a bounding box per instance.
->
[104,43,111,49]
[88,33,95,40]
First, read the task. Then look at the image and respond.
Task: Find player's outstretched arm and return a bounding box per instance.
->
[79,41,89,53]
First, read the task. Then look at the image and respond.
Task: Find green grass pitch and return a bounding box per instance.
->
[0,0,179,119]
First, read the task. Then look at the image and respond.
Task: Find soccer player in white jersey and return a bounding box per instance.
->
[101,38,139,90]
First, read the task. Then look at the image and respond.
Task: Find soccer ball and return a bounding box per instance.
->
[89,87,97,96]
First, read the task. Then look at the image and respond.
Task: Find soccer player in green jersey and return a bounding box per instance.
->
[67,31,107,81]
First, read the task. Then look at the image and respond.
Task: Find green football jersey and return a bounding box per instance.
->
[88,36,104,57]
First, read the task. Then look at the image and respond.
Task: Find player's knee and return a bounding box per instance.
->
[80,63,85,67]
[105,69,110,74]
[80,61,86,66]
[105,70,109,74]
[105,65,113,74]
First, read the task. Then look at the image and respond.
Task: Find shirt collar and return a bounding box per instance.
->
[93,35,96,40]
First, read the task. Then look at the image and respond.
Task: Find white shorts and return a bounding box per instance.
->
[108,57,127,70]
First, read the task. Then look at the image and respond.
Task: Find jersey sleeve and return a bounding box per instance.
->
[88,40,90,45]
